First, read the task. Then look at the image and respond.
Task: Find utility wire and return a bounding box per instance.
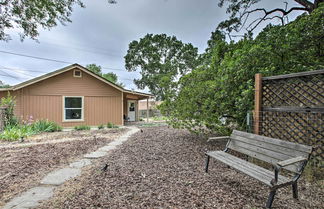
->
[0,50,71,64]
[0,50,128,72]
[0,65,135,81]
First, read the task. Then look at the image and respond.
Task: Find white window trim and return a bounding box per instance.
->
[62,96,84,122]
[73,69,82,78]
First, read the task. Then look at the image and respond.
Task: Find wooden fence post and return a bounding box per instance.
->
[254,73,262,135]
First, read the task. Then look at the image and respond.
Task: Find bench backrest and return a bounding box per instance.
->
[227,130,313,173]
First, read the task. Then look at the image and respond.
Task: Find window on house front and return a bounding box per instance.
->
[64,97,83,121]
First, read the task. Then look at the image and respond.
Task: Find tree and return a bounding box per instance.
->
[0,0,117,41]
[86,64,124,87]
[86,63,102,75]
[102,72,118,83]
[217,0,324,38]
[124,34,199,100]
[162,4,324,135]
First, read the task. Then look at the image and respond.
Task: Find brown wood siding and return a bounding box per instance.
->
[22,69,121,97]
[19,95,122,127]
[3,68,123,127]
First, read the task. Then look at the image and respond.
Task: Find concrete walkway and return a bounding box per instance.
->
[2,126,139,209]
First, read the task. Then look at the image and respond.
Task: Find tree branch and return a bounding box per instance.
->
[294,0,314,12]
[240,6,309,32]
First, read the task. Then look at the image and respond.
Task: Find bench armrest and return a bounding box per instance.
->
[276,156,307,168]
[207,136,230,142]
[271,156,307,186]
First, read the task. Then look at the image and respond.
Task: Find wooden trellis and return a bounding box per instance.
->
[254,70,324,165]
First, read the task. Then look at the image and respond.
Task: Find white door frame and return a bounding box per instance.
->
[127,100,136,122]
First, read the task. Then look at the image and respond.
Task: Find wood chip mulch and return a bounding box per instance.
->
[0,128,126,207]
[39,126,323,209]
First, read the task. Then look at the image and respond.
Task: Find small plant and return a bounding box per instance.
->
[98,124,104,129]
[107,122,118,128]
[0,125,35,141]
[74,125,91,131]
[107,122,113,128]
[32,120,62,132]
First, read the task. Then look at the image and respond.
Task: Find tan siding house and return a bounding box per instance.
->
[0,64,151,127]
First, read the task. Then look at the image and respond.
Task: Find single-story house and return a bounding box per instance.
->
[0,64,152,127]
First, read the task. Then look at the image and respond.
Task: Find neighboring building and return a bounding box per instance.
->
[138,100,162,118]
[0,64,152,127]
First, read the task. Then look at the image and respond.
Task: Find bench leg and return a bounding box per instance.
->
[292,182,298,199]
[266,190,276,209]
[205,155,210,173]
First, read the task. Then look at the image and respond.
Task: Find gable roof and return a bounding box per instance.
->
[0,64,153,97]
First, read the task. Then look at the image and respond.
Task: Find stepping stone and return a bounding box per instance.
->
[117,136,129,142]
[84,151,107,159]
[40,167,80,185]
[108,140,123,146]
[98,145,116,152]
[3,186,55,209]
[69,159,92,168]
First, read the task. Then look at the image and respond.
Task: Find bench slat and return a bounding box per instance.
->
[230,134,309,158]
[207,151,291,187]
[232,130,312,153]
[227,141,299,173]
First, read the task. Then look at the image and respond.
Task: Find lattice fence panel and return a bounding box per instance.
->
[260,71,324,165]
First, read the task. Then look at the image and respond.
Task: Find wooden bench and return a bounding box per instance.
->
[205,130,312,208]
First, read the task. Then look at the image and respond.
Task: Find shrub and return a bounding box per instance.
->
[32,120,62,132]
[98,124,104,129]
[74,125,91,131]
[107,122,113,128]
[0,125,35,141]
[107,122,118,128]
[0,93,18,127]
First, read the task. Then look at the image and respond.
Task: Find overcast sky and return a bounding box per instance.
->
[0,0,303,91]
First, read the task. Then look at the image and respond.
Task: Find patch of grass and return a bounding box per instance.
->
[74,125,91,131]
[138,123,166,127]
[98,124,105,129]
[152,116,168,121]
[303,159,324,182]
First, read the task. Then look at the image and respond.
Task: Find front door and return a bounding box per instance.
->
[128,101,136,122]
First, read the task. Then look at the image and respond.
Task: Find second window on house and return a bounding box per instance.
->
[64,96,83,121]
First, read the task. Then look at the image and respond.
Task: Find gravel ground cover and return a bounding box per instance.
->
[0,128,126,207]
[41,126,323,209]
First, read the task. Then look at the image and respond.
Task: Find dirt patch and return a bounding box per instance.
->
[40,126,323,209]
[0,128,126,207]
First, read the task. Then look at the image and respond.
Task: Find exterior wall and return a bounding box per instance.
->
[1,68,123,127]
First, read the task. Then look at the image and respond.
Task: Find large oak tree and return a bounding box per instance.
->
[124,34,199,100]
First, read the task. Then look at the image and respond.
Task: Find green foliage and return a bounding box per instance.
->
[0,0,85,41]
[74,125,91,131]
[0,84,11,88]
[0,125,33,141]
[86,64,124,87]
[107,122,118,128]
[0,92,18,127]
[162,4,324,135]
[32,120,62,132]
[0,120,62,141]
[125,34,199,100]
[98,124,105,129]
